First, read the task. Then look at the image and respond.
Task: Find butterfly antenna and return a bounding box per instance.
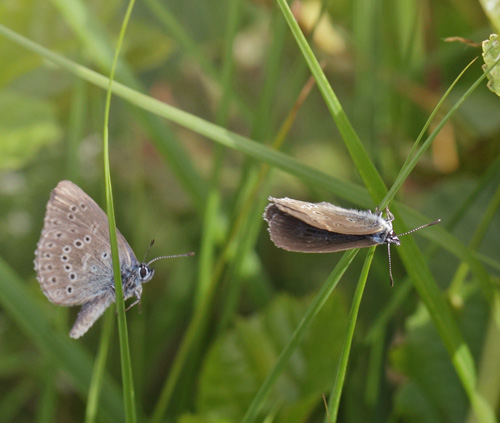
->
[147,251,195,266]
[388,244,394,287]
[397,219,441,237]
[389,218,440,286]
[142,239,155,263]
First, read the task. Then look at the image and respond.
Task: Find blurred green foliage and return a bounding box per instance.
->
[0,0,500,422]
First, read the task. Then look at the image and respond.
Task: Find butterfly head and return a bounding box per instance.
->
[384,230,401,247]
[137,263,155,284]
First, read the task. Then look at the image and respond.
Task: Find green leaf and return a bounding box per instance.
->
[190,293,349,423]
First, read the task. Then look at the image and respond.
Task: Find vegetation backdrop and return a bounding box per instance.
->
[0,0,499,422]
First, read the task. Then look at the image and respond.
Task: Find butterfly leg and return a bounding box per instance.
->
[385,208,395,222]
[125,289,142,312]
[375,207,394,221]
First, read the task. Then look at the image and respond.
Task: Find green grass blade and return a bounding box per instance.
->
[382,59,482,208]
[0,24,367,204]
[327,247,375,422]
[241,250,358,423]
[275,0,387,201]
[102,2,137,422]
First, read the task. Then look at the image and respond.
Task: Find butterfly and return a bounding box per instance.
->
[34,180,193,338]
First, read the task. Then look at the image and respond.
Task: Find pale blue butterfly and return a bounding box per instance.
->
[34,180,193,338]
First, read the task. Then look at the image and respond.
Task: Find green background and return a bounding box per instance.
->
[0,0,499,422]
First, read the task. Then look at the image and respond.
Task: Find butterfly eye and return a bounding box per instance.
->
[139,265,151,280]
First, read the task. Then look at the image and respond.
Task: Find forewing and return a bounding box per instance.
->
[34,180,135,306]
[268,197,386,235]
[264,204,381,252]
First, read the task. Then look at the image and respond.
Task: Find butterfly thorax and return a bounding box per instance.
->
[361,227,400,246]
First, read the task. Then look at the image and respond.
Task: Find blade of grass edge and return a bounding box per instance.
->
[102,1,137,422]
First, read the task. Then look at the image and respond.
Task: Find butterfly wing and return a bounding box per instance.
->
[268,197,388,235]
[264,204,383,252]
[34,180,136,306]
[69,290,116,338]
